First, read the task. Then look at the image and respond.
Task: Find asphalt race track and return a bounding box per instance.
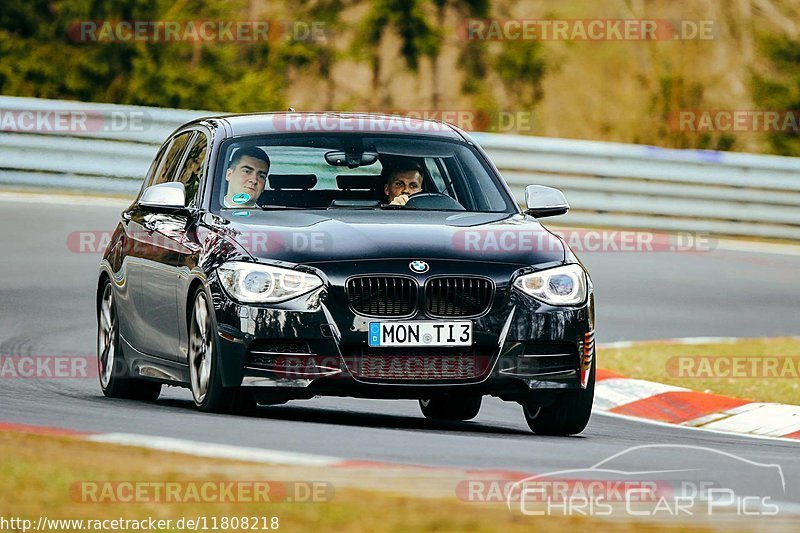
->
[1,198,799,511]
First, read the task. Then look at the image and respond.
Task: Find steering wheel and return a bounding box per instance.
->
[403,193,465,211]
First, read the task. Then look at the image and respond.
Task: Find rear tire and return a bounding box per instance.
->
[97,279,161,401]
[188,287,255,414]
[419,396,482,421]
[522,359,595,436]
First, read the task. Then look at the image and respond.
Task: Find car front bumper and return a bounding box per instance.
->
[209,266,595,403]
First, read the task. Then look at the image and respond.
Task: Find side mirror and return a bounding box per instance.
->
[139,182,186,210]
[524,185,569,218]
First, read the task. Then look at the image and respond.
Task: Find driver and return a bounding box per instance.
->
[223,147,271,208]
[384,163,423,206]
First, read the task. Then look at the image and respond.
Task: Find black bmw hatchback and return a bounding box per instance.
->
[97,113,596,435]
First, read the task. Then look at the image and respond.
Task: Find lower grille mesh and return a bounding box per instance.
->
[344,347,492,381]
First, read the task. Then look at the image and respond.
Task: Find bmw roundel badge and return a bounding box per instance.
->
[409,260,429,273]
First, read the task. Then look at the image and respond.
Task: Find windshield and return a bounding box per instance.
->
[211,134,516,213]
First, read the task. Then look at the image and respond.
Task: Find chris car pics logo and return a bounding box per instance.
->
[502,444,785,518]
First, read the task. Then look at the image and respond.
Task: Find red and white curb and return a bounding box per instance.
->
[595,338,800,441]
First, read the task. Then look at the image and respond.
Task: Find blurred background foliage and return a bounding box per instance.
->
[1,0,800,155]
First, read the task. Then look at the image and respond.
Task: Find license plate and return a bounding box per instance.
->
[368,321,472,347]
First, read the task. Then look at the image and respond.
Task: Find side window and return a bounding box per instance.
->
[152,132,193,186]
[175,133,208,208]
[138,144,168,196]
[424,157,447,193]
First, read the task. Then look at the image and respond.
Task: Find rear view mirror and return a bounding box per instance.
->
[139,182,186,210]
[524,185,569,218]
[325,151,379,168]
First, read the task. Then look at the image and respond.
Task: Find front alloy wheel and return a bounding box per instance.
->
[188,287,256,414]
[97,282,117,391]
[188,290,213,405]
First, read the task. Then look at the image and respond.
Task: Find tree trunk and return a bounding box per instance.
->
[431,3,445,110]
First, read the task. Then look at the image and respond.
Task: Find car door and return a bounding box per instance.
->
[127,131,194,359]
[116,142,169,351]
[154,130,209,363]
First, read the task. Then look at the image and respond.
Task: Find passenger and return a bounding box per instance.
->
[223,147,271,208]
[384,163,424,206]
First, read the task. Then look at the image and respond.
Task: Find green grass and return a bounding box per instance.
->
[600,337,800,404]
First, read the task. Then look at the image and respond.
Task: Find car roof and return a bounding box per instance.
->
[191,112,466,140]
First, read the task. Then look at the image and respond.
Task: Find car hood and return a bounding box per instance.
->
[210,210,565,266]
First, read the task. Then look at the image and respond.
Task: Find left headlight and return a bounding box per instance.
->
[513,264,587,306]
[217,261,323,303]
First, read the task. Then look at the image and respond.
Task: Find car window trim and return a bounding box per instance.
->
[137,143,169,201]
[173,130,211,208]
[152,131,194,188]
[185,126,213,210]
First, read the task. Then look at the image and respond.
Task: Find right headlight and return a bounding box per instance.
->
[513,264,587,306]
[217,261,323,303]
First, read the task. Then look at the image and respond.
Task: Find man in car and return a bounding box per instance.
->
[223,147,271,208]
[384,163,424,206]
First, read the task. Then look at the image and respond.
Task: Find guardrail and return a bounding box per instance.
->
[2,95,800,239]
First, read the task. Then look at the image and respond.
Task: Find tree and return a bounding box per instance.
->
[429,0,488,109]
[752,35,800,155]
[352,0,439,108]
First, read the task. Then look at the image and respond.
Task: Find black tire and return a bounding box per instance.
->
[188,286,255,414]
[522,358,595,436]
[97,279,161,401]
[419,395,482,421]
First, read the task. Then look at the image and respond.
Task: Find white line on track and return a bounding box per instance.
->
[599,337,742,349]
[87,433,341,466]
